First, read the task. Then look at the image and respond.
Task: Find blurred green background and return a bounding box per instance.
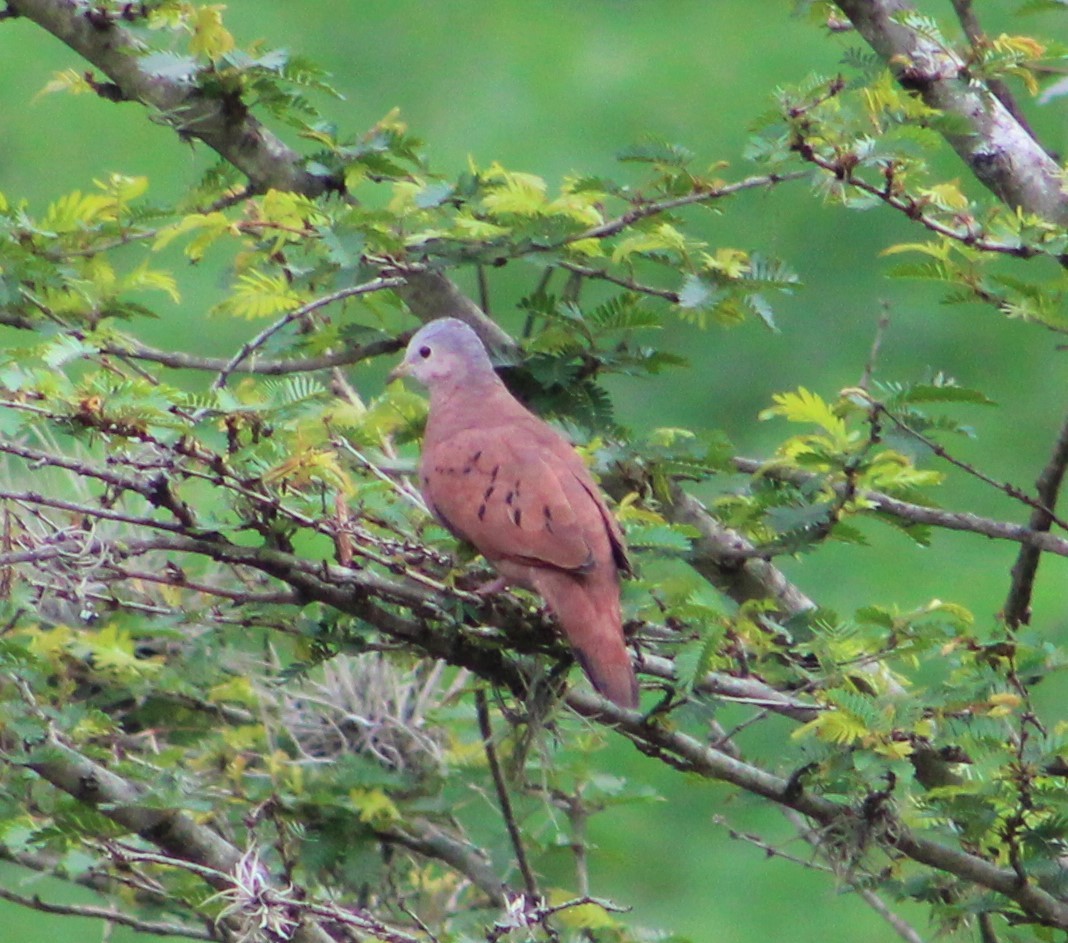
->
[1,1,1066,940]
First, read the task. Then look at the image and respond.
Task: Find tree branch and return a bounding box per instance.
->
[20,737,335,943]
[7,0,338,196]
[730,456,1068,557]
[476,690,539,897]
[0,316,409,376]
[949,0,1042,146]
[0,886,215,941]
[833,0,1068,223]
[375,821,507,908]
[1003,408,1068,627]
[211,277,407,390]
[564,689,1068,930]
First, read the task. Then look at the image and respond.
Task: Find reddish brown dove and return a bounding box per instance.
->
[392,318,638,708]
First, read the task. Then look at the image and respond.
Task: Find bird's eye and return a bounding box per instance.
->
[418,345,432,359]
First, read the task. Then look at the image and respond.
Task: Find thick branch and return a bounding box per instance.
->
[602,466,816,617]
[390,269,520,361]
[21,739,335,943]
[376,822,507,907]
[7,0,337,195]
[664,479,816,615]
[565,689,1068,930]
[834,0,1068,223]
[120,533,818,722]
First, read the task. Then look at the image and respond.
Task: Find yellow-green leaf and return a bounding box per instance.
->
[188,4,235,61]
[350,787,401,826]
[154,211,235,260]
[36,69,94,99]
[760,388,847,439]
[223,270,303,319]
[612,222,689,263]
[481,163,548,217]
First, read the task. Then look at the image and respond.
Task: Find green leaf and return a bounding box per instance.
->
[616,139,694,166]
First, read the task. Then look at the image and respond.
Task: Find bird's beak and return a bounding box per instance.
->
[388,360,411,383]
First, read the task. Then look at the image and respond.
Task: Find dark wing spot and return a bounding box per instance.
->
[543,505,553,532]
[490,464,500,481]
[470,450,483,463]
[513,508,522,527]
[462,465,473,475]
[483,484,495,501]
[504,490,514,506]
[478,503,487,521]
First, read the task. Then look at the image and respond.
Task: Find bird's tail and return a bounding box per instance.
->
[533,569,639,709]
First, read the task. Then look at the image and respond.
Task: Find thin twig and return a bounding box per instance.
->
[109,334,407,375]
[869,402,1068,530]
[860,303,891,391]
[796,143,1048,261]
[0,886,215,940]
[0,489,187,534]
[558,261,680,301]
[475,689,539,898]
[561,171,808,245]
[782,810,926,943]
[1002,408,1068,627]
[104,564,300,606]
[732,455,1068,556]
[711,814,834,873]
[211,277,406,390]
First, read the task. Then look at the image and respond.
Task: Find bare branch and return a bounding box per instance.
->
[476,690,539,898]
[560,170,808,245]
[96,331,407,376]
[375,821,507,908]
[1003,408,1068,627]
[211,277,408,390]
[0,886,216,941]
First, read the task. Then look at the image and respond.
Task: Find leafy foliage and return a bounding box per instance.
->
[0,3,1067,943]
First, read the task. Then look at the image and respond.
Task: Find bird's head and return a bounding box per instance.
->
[390,318,496,389]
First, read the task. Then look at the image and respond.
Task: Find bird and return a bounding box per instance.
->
[391,317,639,709]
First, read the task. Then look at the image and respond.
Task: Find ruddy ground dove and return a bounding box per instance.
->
[392,318,639,708]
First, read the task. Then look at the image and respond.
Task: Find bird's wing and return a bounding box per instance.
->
[420,425,604,573]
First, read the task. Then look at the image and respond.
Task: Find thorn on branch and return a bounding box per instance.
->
[84,71,128,103]
[84,6,115,30]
